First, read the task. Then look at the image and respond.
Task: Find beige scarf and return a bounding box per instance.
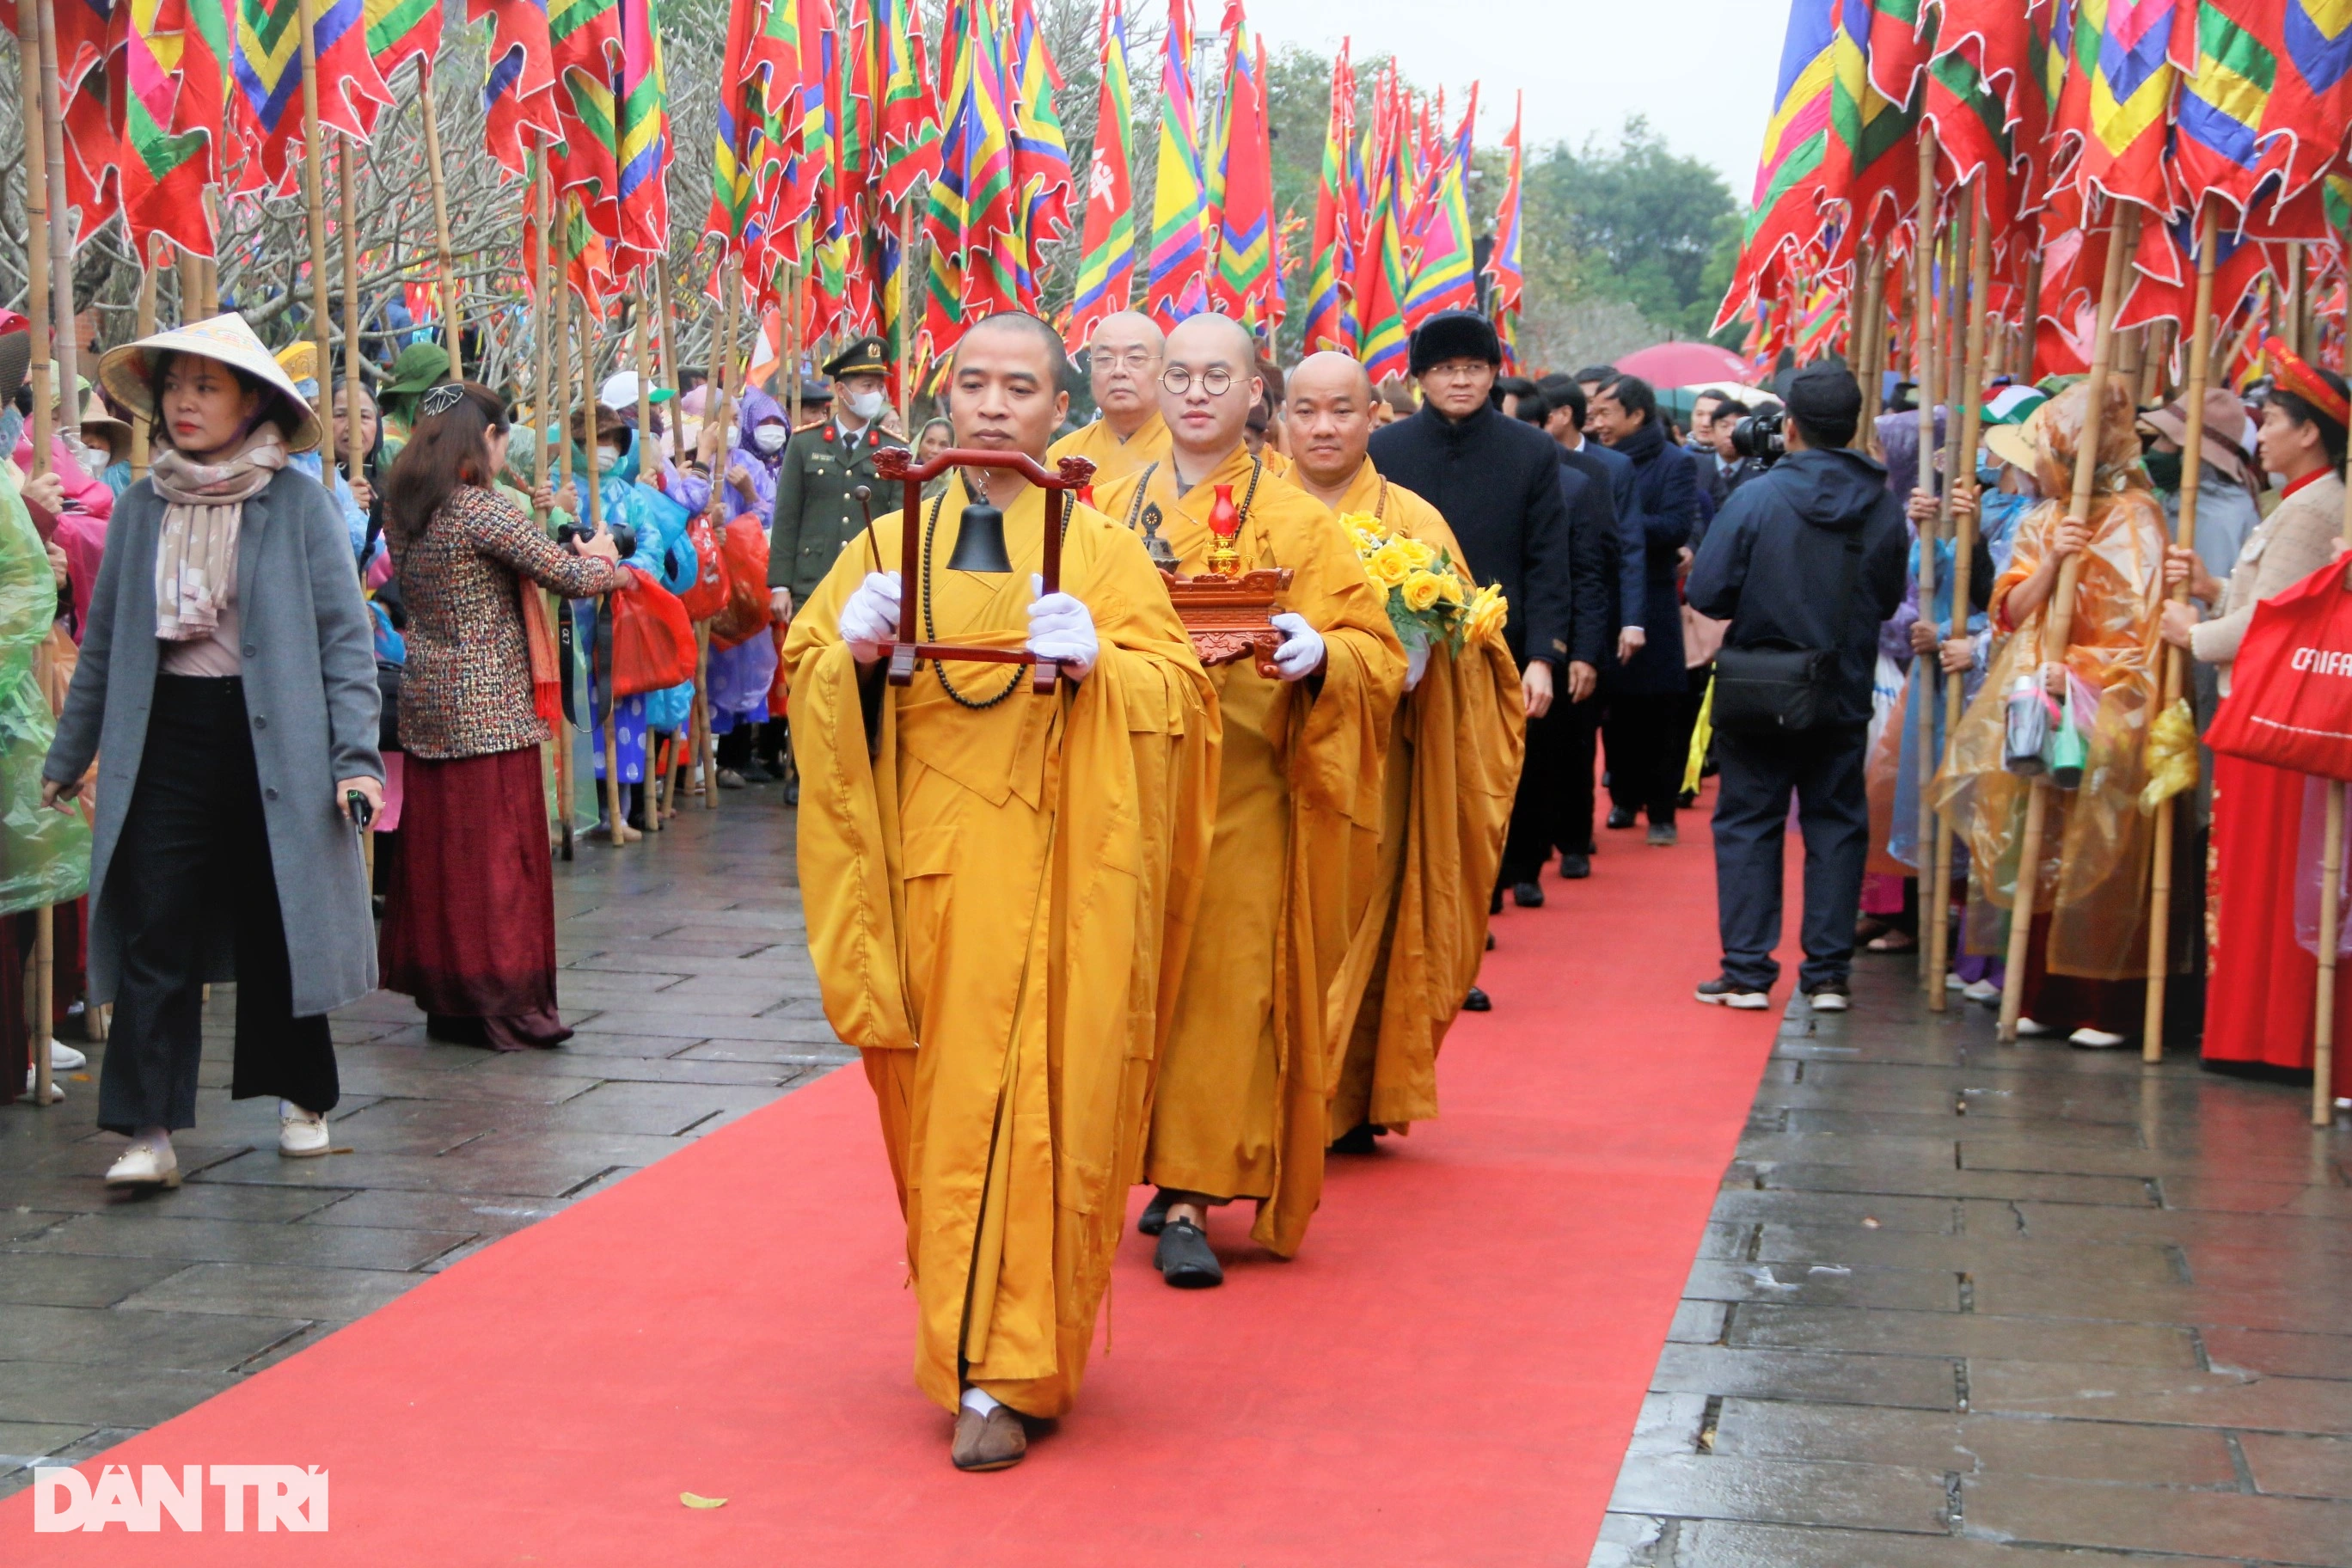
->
[148,424,288,642]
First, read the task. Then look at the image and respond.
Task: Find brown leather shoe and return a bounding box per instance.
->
[951,1406,1027,1472]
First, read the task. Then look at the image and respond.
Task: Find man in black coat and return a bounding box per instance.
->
[1588,372,1701,846]
[1685,364,1908,1014]
[1368,310,1608,912]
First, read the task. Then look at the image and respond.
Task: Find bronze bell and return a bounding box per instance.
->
[945,501,1014,573]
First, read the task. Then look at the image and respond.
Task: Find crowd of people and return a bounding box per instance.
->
[6,279,2343,1473]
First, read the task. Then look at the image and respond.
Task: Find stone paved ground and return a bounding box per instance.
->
[1594,959,2352,1567]
[0,788,839,1498]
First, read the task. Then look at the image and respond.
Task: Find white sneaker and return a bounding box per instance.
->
[2069,1027,2130,1050]
[1962,980,2000,1004]
[21,1066,64,1103]
[1808,989,1852,1013]
[46,1039,85,1071]
[279,1101,332,1158]
[2015,1016,2055,1037]
[105,1136,178,1188]
[1944,971,1967,991]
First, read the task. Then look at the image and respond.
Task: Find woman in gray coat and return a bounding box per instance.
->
[40,315,382,1189]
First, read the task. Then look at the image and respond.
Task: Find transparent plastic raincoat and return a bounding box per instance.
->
[1930,380,2166,979]
[0,474,90,915]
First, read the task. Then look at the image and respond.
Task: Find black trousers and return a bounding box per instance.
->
[1603,689,1687,825]
[1710,724,1870,993]
[1500,694,1602,885]
[96,676,338,1135]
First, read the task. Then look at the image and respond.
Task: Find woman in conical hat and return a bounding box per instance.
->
[40,312,383,1189]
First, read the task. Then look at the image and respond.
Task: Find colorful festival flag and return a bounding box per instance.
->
[1067,0,1137,347]
[1143,0,1210,327]
[2071,0,2189,211]
[2257,0,2352,198]
[118,0,227,254]
[1007,0,1073,309]
[1715,0,1837,329]
[1297,39,1357,353]
[867,0,940,210]
[471,0,560,178]
[1207,1,1276,330]
[1402,83,1478,330]
[1484,89,1527,354]
[232,0,393,186]
[364,0,443,82]
[612,0,670,270]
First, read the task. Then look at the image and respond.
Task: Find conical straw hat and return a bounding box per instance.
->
[97,313,322,453]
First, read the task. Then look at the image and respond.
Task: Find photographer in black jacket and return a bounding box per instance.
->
[1684,364,1908,1014]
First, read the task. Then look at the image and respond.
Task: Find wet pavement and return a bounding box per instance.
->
[1594,959,2352,1567]
[0,787,840,1497]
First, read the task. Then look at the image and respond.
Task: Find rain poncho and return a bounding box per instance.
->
[664,386,783,519]
[1931,379,2167,978]
[563,426,700,775]
[0,471,90,914]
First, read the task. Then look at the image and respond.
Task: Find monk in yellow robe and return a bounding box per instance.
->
[1284,352,1524,1144]
[784,312,1219,1471]
[1048,309,1173,484]
[1094,315,1404,1286]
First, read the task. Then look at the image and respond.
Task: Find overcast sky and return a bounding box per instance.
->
[1244,0,1790,198]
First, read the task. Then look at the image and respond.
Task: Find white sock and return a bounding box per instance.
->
[959,1387,1001,1418]
[134,1125,172,1153]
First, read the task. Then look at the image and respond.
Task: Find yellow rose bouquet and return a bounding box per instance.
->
[1339,511,1497,660]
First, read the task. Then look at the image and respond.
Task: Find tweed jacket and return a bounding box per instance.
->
[2190,470,2347,695]
[391,486,628,758]
[44,468,383,1017]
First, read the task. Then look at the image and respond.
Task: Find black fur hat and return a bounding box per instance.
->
[1407,309,1502,377]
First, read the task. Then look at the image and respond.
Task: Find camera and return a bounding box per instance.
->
[556,520,637,558]
[1730,408,1786,465]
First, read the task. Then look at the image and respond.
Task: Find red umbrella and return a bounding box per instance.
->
[1612,340,1752,389]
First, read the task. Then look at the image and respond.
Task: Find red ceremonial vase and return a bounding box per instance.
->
[1209,483,1241,538]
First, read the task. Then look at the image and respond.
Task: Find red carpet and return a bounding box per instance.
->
[7,812,1780,1565]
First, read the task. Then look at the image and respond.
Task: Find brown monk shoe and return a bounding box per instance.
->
[951,1406,1027,1472]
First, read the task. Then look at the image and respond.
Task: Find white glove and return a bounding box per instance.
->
[838,571,903,661]
[1269,611,1326,682]
[1404,640,1431,691]
[1026,573,1099,682]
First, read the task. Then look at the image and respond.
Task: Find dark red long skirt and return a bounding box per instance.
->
[2204,752,2352,1097]
[379,745,570,1050]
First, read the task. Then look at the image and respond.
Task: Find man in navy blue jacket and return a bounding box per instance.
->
[1684,364,1908,1014]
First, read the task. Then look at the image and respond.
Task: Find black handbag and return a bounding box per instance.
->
[1711,530,1865,737]
[376,660,403,753]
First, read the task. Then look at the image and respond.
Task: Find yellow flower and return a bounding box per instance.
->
[1430,569,1466,606]
[1402,571,1447,612]
[1398,537,1437,571]
[1365,541,1415,587]
[1466,584,1509,643]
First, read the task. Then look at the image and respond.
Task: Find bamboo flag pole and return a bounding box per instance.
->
[15,0,57,1109]
[1924,193,1969,995]
[1910,129,1939,986]
[1857,242,1888,436]
[2143,199,2220,1064]
[34,0,77,426]
[1999,201,2141,1043]
[898,201,921,425]
[418,58,464,377]
[2318,264,2352,1125]
[176,240,204,327]
[533,147,573,862]
[339,136,364,489]
[629,285,665,832]
[132,238,160,478]
[1929,185,1993,1008]
[295,0,334,426]
[576,277,632,845]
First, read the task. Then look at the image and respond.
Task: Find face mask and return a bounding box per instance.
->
[596,446,620,474]
[2141,450,2183,493]
[723,423,742,450]
[753,424,788,453]
[846,388,887,421]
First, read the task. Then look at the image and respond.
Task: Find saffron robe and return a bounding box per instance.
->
[1050,411,1173,487]
[784,476,1220,1418]
[1095,444,1404,1256]
[1321,462,1524,1134]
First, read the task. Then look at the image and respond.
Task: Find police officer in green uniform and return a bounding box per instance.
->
[766,335,907,623]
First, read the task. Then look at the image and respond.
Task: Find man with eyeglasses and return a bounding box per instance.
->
[781,310,1219,1470]
[1095,313,1405,1289]
[1050,309,1174,484]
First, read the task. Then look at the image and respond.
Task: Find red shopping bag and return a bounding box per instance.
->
[677,512,729,622]
[609,567,700,696]
[2208,556,2352,781]
[712,514,775,649]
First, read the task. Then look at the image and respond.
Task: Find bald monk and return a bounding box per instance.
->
[1287,352,1525,1148]
[1095,314,1405,1287]
[1050,309,1173,482]
[784,311,1220,1471]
